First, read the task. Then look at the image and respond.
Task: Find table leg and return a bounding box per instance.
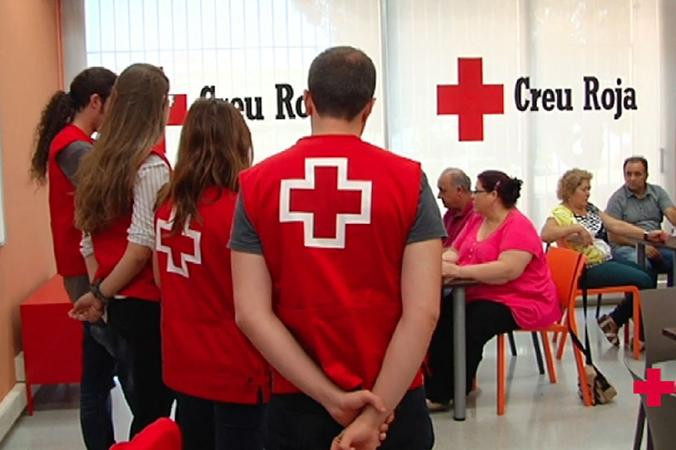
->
[636,242,646,270]
[453,287,466,421]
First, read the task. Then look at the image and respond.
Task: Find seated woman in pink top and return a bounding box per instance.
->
[426,170,560,410]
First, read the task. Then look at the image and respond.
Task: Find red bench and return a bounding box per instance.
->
[20,275,82,414]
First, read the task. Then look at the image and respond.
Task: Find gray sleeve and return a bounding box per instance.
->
[407,172,448,244]
[605,190,624,219]
[56,141,92,185]
[228,191,263,254]
[655,185,675,212]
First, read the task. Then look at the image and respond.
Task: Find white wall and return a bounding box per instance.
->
[74,0,675,229]
[84,0,385,165]
[385,0,668,228]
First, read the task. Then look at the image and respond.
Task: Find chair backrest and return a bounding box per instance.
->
[110,418,182,450]
[625,357,676,450]
[639,288,676,367]
[546,247,586,311]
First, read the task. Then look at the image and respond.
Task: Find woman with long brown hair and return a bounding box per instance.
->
[154,98,269,449]
[69,63,173,438]
[31,66,118,450]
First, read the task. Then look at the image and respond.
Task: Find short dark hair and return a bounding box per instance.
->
[477,170,523,208]
[623,156,648,173]
[307,46,376,120]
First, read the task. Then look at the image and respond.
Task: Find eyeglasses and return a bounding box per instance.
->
[471,189,489,195]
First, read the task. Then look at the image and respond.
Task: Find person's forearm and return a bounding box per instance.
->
[607,231,634,246]
[366,240,441,421]
[84,255,98,282]
[459,260,521,285]
[367,305,438,421]
[98,243,152,297]
[607,220,645,241]
[541,223,580,243]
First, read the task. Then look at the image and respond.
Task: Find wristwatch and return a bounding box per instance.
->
[90,281,112,305]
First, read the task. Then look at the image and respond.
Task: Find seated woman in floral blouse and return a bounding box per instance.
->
[540,168,667,345]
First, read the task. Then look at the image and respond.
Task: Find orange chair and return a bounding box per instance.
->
[555,285,641,360]
[496,247,593,415]
[111,418,182,450]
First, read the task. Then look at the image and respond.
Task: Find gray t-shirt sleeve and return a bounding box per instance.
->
[229,190,263,254]
[605,190,624,219]
[407,172,448,244]
[655,185,675,213]
[56,140,92,185]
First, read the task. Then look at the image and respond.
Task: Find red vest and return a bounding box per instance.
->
[239,134,423,394]
[48,124,91,276]
[93,151,170,301]
[156,187,270,403]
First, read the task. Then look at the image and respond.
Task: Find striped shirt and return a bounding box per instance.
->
[81,154,169,256]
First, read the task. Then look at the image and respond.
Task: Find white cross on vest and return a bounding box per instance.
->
[279,157,372,249]
[155,210,202,278]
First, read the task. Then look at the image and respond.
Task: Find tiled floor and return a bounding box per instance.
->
[0,308,648,449]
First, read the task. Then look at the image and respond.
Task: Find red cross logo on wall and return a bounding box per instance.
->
[279,158,372,249]
[634,368,676,407]
[437,58,504,142]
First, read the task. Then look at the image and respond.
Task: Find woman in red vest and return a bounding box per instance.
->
[154,98,270,450]
[69,63,173,439]
[31,67,118,450]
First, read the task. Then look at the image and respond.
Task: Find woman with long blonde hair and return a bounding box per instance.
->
[69,63,173,438]
[154,98,269,449]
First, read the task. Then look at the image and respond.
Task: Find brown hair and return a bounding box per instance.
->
[31,67,116,184]
[156,98,253,234]
[75,63,169,233]
[557,168,593,201]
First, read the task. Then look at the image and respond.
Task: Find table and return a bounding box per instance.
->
[631,236,676,283]
[442,278,477,421]
[20,275,82,414]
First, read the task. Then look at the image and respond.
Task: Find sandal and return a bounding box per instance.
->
[597,314,620,346]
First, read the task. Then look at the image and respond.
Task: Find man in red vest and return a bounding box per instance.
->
[231,46,444,450]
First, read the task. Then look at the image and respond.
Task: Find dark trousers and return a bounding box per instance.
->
[175,392,266,450]
[64,276,116,450]
[107,298,174,438]
[265,387,433,450]
[425,298,519,404]
[582,259,655,327]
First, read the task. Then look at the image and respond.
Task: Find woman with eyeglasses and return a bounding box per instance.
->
[425,170,559,410]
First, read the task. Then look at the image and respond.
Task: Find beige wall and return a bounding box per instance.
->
[0,0,60,398]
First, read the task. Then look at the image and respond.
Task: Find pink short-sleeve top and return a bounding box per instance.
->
[452,208,561,329]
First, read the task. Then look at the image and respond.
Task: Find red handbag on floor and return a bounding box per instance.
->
[110,418,182,450]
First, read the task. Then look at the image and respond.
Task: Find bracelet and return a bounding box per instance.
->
[90,281,112,305]
[643,231,649,241]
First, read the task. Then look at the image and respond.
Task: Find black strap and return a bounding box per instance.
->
[568,269,594,366]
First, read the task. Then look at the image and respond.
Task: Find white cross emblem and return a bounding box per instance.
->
[279,157,372,249]
[155,210,202,278]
